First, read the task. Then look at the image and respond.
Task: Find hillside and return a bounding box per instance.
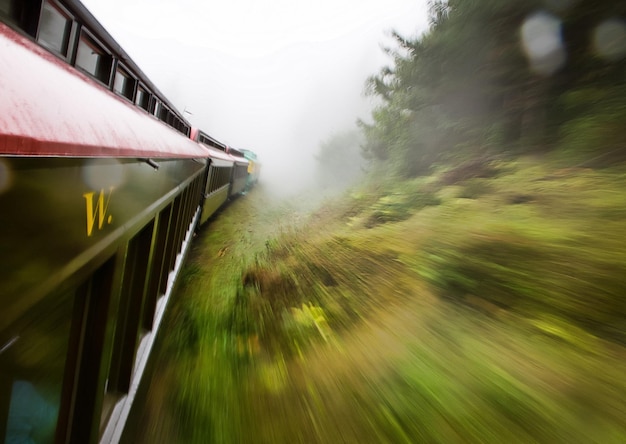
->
[123,154,626,443]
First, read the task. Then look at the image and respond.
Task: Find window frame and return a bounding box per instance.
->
[74,28,113,86]
[113,63,137,102]
[135,83,152,112]
[36,0,74,58]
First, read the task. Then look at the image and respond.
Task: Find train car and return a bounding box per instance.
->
[0,1,212,443]
[225,147,250,197]
[239,148,261,191]
[190,128,235,225]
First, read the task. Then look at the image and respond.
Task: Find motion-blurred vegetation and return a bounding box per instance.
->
[126,156,626,443]
[124,1,626,442]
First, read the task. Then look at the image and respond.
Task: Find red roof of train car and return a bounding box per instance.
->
[229,154,249,165]
[0,23,208,159]
[202,144,233,162]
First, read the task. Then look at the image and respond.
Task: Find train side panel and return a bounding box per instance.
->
[196,146,234,226]
[0,157,206,443]
[229,160,250,197]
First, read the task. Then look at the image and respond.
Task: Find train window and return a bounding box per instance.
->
[147,95,156,114]
[0,0,40,37]
[114,66,136,101]
[64,256,116,443]
[0,290,75,444]
[181,121,190,136]
[158,105,170,123]
[75,32,112,85]
[37,1,71,56]
[165,195,183,272]
[152,100,161,117]
[142,208,172,330]
[174,117,188,136]
[107,222,154,397]
[135,85,150,111]
[155,204,173,297]
[0,0,12,23]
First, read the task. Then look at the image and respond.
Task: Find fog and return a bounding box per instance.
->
[82,0,429,198]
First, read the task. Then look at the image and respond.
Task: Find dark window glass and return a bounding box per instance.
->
[158,106,169,122]
[0,0,12,22]
[107,223,154,398]
[135,87,150,111]
[0,292,74,444]
[38,2,71,56]
[114,68,136,100]
[0,0,39,36]
[75,34,112,84]
[68,258,115,442]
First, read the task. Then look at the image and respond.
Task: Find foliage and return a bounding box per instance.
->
[412,161,626,344]
[366,189,441,227]
[314,129,366,189]
[457,178,493,199]
[360,0,626,176]
[558,85,626,165]
[124,159,626,443]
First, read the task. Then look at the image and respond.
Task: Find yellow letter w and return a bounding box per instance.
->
[83,187,113,237]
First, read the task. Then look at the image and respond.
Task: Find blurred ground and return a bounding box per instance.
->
[122,157,626,443]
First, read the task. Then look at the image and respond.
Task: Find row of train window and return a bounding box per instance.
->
[197,133,227,152]
[206,165,232,195]
[0,0,190,137]
[0,174,204,443]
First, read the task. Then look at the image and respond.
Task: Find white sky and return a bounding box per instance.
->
[82,0,430,196]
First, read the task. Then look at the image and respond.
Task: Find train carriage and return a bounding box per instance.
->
[0,1,216,442]
[240,148,261,191]
[191,128,235,225]
[226,147,250,197]
[1,1,261,442]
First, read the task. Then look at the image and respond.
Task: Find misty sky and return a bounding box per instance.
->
[81,0,429,195]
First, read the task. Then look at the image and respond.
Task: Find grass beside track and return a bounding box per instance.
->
[123,157,626,443]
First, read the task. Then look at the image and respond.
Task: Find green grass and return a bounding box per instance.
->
[123,159,626,443]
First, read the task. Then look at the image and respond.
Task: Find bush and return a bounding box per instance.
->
[418,234,626,344]
[366,190,441,227]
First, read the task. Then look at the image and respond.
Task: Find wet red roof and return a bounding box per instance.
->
[0,23,208,158]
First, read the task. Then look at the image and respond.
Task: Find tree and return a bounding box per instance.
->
[360,0,626,174]
[315,130,365,189]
